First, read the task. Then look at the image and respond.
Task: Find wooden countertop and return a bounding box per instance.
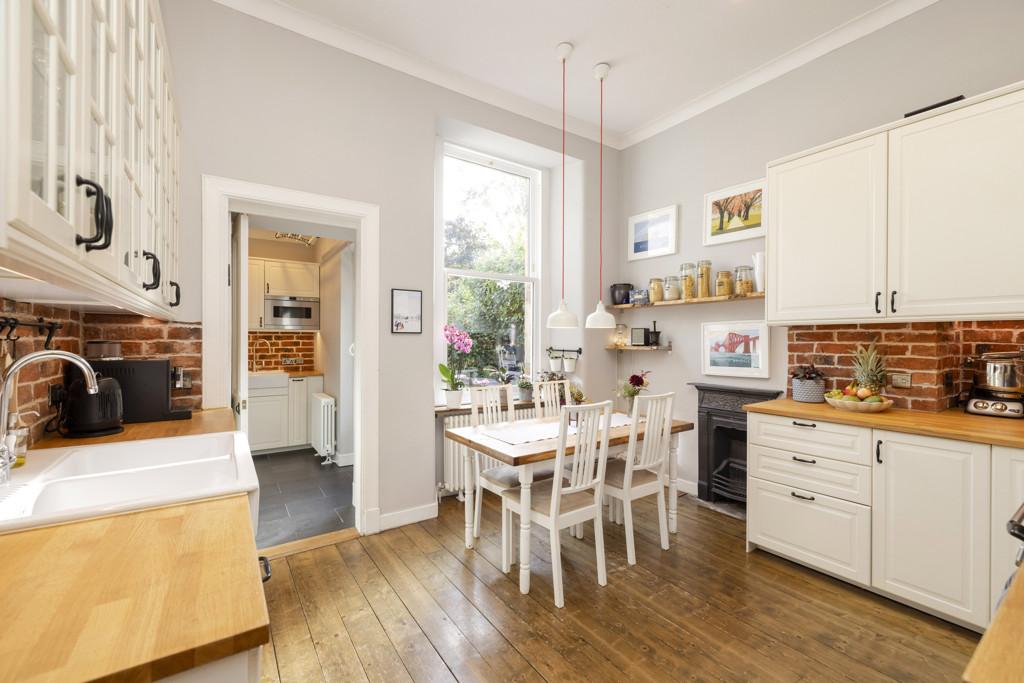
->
[32,407,236,450]
[0,494,269,682]
[964,569,1024,681]
[744,399,1024,449]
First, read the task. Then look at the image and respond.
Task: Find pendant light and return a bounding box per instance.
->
[585,62,616,329]
[547,42,579,329]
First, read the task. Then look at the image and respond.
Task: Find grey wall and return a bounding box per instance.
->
[613,0,1024,488]
[160,0,618,520]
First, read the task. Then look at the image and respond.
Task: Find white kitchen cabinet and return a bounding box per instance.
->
[887,89,1024,319]
[991,446,1024,619]
[247,390,290,451]
[766,133,888,324]
[264,260,319,298]
[248,259,265,329]
[288,378,308,446]
[872,430,991,629]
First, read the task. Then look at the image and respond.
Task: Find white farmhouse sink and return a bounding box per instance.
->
[249,371,288,389]
[0,431,259,534]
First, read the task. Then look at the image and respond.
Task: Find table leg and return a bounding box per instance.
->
[518,464,533,594]
[669,435,679,534]
[464,449,475,549]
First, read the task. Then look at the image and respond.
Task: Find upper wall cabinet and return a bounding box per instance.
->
[265,260,320,298]
[767,83,1024,325]
[1,0,182,319]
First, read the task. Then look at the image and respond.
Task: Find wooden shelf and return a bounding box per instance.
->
[611,291,764,310]
[606,343,673,352]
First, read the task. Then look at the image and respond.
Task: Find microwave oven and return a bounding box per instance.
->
[264,296,320,330]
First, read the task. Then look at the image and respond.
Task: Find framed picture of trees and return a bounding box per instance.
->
[703,179,765,246]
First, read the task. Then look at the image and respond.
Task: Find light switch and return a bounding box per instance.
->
[891,373,912,389]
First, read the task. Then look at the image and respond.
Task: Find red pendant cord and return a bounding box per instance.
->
[598,76,604,301]
[561,58,566,300]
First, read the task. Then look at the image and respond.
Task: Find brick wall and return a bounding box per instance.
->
[788,321,1024,411]
[248,331,316,372]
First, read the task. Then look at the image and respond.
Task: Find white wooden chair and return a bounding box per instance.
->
[603,392,674,565]
[469,385,554,541]
[501,400,613,608]
[533,379,574,418]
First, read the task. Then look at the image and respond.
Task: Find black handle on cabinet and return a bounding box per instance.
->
[876,439,883,464]
[791,491,816,502]
[85,193,114,252]
[143,251,161,290]
[875,292,882,314]
[890,291,898,314]
[259,555,272,583]
[792,421,816,428]
[75,175,106,246]
[265,281,269,294]
[792,455,817,464]
[169,281,181,307]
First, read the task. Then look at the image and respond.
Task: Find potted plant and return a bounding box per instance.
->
[791,364,826,403]
[438,324,473,408]
[516,375,533,402]
[563,353,577,373]
[548,348,563,372]
[617,371,650,414]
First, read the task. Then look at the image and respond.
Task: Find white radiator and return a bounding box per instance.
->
[441,407,536,494]
[311,392,336,460]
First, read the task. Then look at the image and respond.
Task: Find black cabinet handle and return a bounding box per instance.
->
[75,175,106,246]
[875,291,882,314]
[265,281,269,294]
[143,251,161,290]
[876,439,883,464]
[792,421,816,428]
[792,455,817,464]
[86,193,114,252]
[169,281,181,307]
[259,555,272,583]
[890,291,897,314]
[791,491,816,502]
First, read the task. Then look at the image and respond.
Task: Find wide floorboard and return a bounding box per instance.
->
[260,493,978,682]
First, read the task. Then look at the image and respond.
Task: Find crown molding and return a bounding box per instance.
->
[208,0,938,151]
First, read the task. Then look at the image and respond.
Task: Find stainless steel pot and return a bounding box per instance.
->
[966,351,1024,397]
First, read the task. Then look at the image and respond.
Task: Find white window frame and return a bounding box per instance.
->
[434,142,542,396]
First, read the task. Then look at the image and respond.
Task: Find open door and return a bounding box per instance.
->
[230,212,250,433]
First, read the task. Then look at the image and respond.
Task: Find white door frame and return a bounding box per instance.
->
[201,175,382,534]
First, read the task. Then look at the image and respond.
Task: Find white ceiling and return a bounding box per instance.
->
[213,0,938,148]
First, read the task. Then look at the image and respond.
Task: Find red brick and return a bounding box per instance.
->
[166,325,202,340]
[836,331,879,343]
[793,331,836,342]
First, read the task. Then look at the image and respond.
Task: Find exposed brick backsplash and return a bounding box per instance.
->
[248,331,316,373]
[788,321,1024,412]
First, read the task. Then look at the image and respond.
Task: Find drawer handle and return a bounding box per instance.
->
[792,421,816,428]
[792,456,817,464]
[791,491,816,502]
[876,439,883,464]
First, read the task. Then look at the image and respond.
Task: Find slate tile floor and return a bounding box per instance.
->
[253,448,354,548]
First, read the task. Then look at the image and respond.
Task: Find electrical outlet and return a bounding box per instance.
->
[281,357,303,366]
[891,373,912,389]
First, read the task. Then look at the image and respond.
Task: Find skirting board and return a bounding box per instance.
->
[379,500,439,532]
[661,473,698,496]
[333,452,354,467]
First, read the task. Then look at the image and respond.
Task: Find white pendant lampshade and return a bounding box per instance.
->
[547,42,579,330]
[585,62,615,329]
[585,300,615,328]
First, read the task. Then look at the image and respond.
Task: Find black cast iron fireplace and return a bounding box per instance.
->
[689,383,782,504]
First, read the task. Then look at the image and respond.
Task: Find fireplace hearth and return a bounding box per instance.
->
[690,383,782,505]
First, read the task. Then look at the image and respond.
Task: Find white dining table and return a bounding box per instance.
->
[445,413,694,594]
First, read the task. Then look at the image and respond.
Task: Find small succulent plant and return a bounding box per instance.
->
[791,364,825,381]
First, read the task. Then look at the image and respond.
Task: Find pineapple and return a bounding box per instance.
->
[851,343,886,396]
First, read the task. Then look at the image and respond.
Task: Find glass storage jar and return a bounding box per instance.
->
[715,270,733,296]
[735,265,755,295]
[679,262,696,300]
[697,260,712,298]
[648,277,665,303]
[663,275,681,301]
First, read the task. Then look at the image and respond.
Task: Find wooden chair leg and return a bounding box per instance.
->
[501,500,511,573]
[550,526,564,608]
[593,511,607,587]
[473,482,483,539]
[656,487,670,550]
[623,496,637,565]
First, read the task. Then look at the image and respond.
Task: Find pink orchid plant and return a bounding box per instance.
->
[438,324,474,391]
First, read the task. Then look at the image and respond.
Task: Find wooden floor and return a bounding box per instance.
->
[260,493,979,682]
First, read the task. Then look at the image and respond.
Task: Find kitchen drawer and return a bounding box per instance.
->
[747,412,871,465]
[748,477,871,586]
[749,443,871,505]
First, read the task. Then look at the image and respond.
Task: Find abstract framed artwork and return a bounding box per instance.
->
[701,320,770,378]
[627,205,677,261]
[703,179,765,246]
[391,288,422,333]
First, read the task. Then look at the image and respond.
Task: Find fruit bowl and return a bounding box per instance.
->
[825,396,894,413]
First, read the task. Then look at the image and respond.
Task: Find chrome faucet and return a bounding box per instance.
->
[0,351,98,479]
[252,338,273,371]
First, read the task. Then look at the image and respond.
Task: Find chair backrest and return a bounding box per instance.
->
[551,401,612,517]
[534,379,573,419]
[469,385,515,427]
[624,392,675,484]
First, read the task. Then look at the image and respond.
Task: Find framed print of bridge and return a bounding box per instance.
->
[701,320,770,378]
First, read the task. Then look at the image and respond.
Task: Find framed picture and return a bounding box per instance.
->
[391,288,422,334]
[627,205,677,261]
[703,179,765,246]
[701,320,770,378]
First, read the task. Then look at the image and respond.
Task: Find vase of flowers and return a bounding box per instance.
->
[439,324,473,408]
[617,371,650,415]
[791,364,826,403]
